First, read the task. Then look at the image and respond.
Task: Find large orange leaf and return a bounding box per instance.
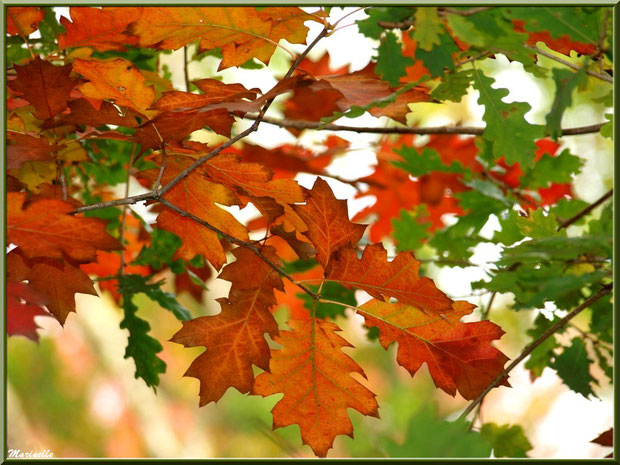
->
[7,7,44,36]
[73,58,156,113]
[138,155,248,269]
[203,153,307,205]
[7,192,121,263]
[58,7,142,51]
[293,177,366,268]
[253,318,379,457]
[170,246,282,405]
[325,244,453,314]
[8,57,77,120]
[61,99,144,128]
[359,299,509,399]
[8,249,97,324]
[130,7,322,69]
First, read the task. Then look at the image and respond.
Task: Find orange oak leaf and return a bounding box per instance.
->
[58,7,142,52]
[359,299,509,399]
[512,20,597,56]
[174,264,213,302]
[326,244,453,314]
[131,7,322,69]
[293,177,366,268]
[7,131,60,170]
[137,155,248,269]
[7,192,121,263]
[252,317,379,457]
[203,153,307,205]
[8,57,77,120]
[133,108,234,151]
[7,7,45,36]
[7,282,49,342]
[73,58,156,113]
[170,246,282,405]
[150,79,259,112]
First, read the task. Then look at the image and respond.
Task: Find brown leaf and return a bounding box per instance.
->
[8,57,77,120]
[7,131,60,170]
[253,318,379,457]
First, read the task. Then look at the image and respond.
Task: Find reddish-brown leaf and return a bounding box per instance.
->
[131,7,322,69]
[359,299,509,399]
[138,155,248,269]
[133,109,234,152]
[174,264,212,302]
[7,131,60,170]
[8,57,77,120]
[512,20,597,56]
[293,177,366,268]
[170,246,282,405]
[7,7,44,36]
[7,192,121,263]
[150,79,259,112]
[58,7,142,51]
[73,58,156,113]
[270,224,316,260]
[326,244,454,314]
[61,99,144,128]
[7,282,49,342]
[253,317,379,457]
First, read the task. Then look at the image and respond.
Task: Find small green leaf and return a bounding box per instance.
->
[392,207,430,252]
[375,31,414,87]
[298,282,356,319]
[472,69,545,167]
[283,258,318,274]
[493,210,524,246]
[119,274,191,321]
[515,208,564,238]
[414,30,458,77]
[480,423,533,458]
[522,149,583,189]
[393,146,466,176]
[413,7,443,51]
[461,178,512,207]
[133,229,182,270]
[356,7,415,39]
[551,338,597,398]
[431,70,472,102]
[600,114,612,139]
[546,67,589,140]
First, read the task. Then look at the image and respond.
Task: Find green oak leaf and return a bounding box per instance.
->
[357,7,415,39]
[521,149,583,189]
[118,274,191,321]
[375,31,414,87]
[393,146,466,176]
[414,29,458,77]
[392,207,431,252]
[133,229,182,270]
[493,209,524,246]
[413,7,443,51]
[600,114,612,139]
[515,209,565,238]
[546,67,589,140]
[551,338,597,398]
[472,69,545,167]
[431,70,472,102]
[480,423,533,458]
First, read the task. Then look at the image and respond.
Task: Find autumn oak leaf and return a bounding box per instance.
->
[170,246,283,405]
[253,318,379,457]
[359,299,509,399]
[293,177,366,268]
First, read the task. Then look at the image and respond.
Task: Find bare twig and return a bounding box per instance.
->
[245,116,606,137]
[183,45,191,92]
[119,146,137,274]
[56,161,67,202]
[528,45,613,84]
[481,291,497,320]
[458,284,613,421]
[441,7,493,17]
[558,188,613,230]
[71,192,157,214]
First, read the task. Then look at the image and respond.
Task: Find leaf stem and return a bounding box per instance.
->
[557,188,613,230]
[528,45,613,84]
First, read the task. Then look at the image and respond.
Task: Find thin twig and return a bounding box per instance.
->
[153,146,168,191]
[557,188,613,230]
[56,161,67,202]
[245,116,606,137]
[441,7,493,17]
[481,291,497,320]
[71,192,157,214]
[157,198,319,300]
[119,146,137,274]
[458,284,613,421]
[183,45,191,92]
[528,45,613,84]
[8,10,35,59]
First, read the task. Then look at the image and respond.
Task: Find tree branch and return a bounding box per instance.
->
[528,45,613,84]
[246,115,605,137]
[557,188,613,230]
[458,284,613,421]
